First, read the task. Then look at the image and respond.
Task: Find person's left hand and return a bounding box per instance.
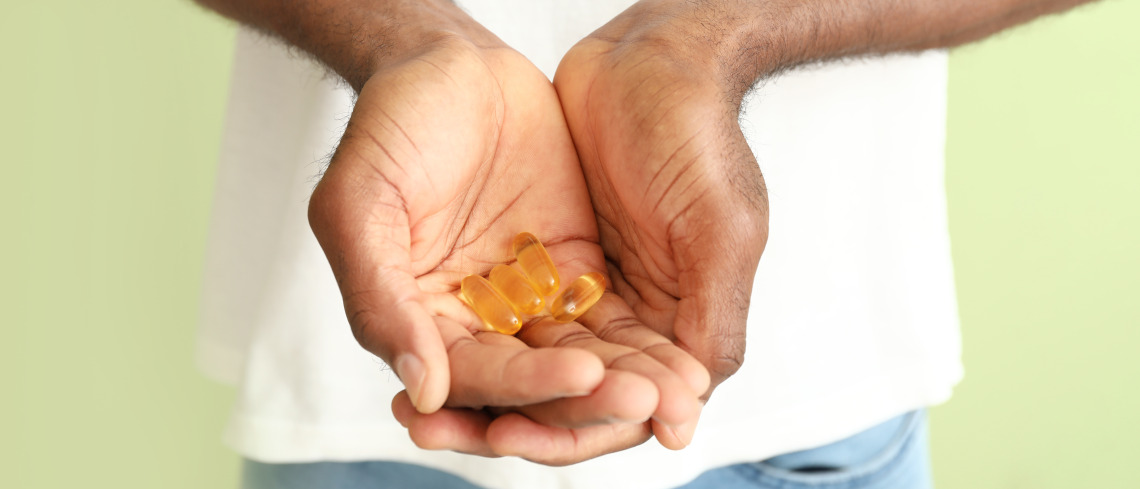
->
[552,2,771,397]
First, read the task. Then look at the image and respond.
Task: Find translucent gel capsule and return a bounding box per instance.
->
[512,232,560,296]
[488,264,545,315]
[460,275,523,335]
[550,272,606,323]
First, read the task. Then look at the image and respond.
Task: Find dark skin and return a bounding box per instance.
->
[198,0,709,456]
[196,0,1096,466]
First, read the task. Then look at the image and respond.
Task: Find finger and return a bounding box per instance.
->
[486,413,652,466]
[435,317,606,407]
[519,317,702,430]
[422,291,482,328]
[392,391,499,457]
[650,402,702,450]
[579,294,711,397]
[515,369,658,428]
[576,294,709,448]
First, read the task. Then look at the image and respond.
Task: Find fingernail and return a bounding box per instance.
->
[671,408,702,448]
[395,354,426,412]
[392,393,412,428]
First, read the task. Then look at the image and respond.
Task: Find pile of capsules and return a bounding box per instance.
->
[460,232,605,335]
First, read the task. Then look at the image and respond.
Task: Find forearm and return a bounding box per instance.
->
[601,0,1097,99]
[192,0,497,90]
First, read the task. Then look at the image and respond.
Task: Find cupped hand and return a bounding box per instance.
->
[307,33,708,463]
[553,5,770,397]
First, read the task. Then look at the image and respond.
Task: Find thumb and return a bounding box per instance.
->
[342,270,451,414]
[669,182,768,394]
[307,162,450,414]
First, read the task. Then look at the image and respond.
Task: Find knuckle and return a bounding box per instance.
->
[706,336,746,383]
[306,180,335,235]
[343,295,392,361]
[717,188,767,238]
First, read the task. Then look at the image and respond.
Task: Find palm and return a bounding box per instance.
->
[312,39,711,463]
[556,38,769,390]
[365,46,602,315]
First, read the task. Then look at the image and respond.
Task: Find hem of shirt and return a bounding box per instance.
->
[220,361,963,489]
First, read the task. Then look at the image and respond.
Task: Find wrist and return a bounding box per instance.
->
[265,0,503,91]
[587,0,784,104]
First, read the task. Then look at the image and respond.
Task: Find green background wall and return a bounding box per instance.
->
[2,1,1136,487]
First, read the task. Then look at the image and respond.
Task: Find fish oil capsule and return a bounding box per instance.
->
[460,275,523,335]
[512,232,560,296]
[488,264,545,315]
[550,272,606,323]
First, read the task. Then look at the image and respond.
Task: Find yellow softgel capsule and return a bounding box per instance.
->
[550,272,606,323]
[512,232,560,296]
[488,264,545,315]
[460,275,523,335]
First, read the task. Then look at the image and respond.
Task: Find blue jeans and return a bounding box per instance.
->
[244,411,931,489]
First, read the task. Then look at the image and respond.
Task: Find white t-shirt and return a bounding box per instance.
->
[197,1,963,488]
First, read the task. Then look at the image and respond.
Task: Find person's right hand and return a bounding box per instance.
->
[307,19,707,458]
